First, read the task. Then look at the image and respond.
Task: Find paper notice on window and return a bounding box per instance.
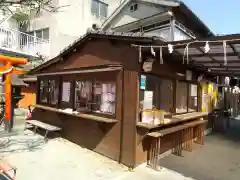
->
[143,91,153,110]
[62,82,71,102]
[191,85,198,97]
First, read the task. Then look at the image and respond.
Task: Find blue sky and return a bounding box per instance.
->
[182,0,239,35]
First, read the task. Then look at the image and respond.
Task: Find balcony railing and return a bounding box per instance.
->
[0,26,50,57]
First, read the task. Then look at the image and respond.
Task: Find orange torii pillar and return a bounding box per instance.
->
[0,56,28,132]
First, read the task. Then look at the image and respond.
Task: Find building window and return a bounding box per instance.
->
[176,82,199,113]
[28,28,49,41]
[49,80,59,105]
[91,0,108,18]
[139,75,174,113]
[74,81,116,115]
[188,84,198,112]
[61,81,71,103]
[176,82,188,113]
[74,81,92,112]
[39,79,48,103]
[130,3,138,12]
[39,79,59,105]
[93,82,116,115]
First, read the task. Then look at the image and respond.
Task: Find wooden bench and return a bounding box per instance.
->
[26,120,61,140]
[147,120,207,170]
[182,120,207,152]
[147,124,186,170]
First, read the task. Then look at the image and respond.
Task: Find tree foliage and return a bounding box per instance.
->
[0,0,56,13]
[0,0,67,28]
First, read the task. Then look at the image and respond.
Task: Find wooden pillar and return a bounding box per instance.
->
[120,70,139,167]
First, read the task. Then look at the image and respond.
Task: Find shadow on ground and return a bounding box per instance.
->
[0,131,45,157]
[160,118,240,180]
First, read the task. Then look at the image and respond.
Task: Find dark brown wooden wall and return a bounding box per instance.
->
[34,39,142,167]
[40,39,140,73]
[34,38,204,168]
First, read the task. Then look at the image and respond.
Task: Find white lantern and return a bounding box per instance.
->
[225,77,230,85]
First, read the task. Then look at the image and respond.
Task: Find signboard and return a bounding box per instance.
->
[143,91,153,110]
[140,75,146,90]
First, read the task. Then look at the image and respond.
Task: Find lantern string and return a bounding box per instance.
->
[223,41,227,66]
[139,46,142,63]
[160,46,163,64]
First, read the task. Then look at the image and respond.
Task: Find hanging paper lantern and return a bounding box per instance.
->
[204,41,210,53]
[168,44,173,53]
[225,76,230,85]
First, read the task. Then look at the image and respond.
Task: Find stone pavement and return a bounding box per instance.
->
[0,130,194,180]
[160,119,240,180]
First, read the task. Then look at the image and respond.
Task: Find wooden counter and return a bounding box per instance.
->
[31,104,118,123]
[137,112,208,130]
[172,112,208,121]
[137,118,186,130]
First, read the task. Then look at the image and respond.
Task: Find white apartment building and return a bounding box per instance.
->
[0,0,123,60]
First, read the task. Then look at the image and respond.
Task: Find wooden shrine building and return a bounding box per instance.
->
[28,31,240,169]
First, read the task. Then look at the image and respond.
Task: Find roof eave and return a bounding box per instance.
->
[178,2,214,36]
[28,31,157,75]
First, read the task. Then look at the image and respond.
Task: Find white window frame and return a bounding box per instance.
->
[91,0,108,18]
[28,28,49,41]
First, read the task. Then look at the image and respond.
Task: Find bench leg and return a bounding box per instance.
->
[34,126,38,135]
[189,127,193,151]
[148,138,161,171]
[200,125,204,145]
[172,131,182,157]
[182,128,192,152]
[182,129,187,151]
[44,130,49,141]
[187,127,193,152]
[194,125,204,145]
[178,131,183,156]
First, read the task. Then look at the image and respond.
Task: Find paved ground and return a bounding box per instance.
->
[160,118,240,180]
[2,108,240,179]
[0,130,193,180]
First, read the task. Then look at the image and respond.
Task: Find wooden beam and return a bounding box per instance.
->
[229,44,240,59]
[188,52,237,57]
[198,66,240,69]
[193,60,240,64]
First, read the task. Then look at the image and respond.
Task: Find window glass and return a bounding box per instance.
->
[26,28,49,41]
[93,82,116,114]
[91,0,99,16]
[42,28,49,40]
[62,81,71,103]
[91,0,108,17]
[39,79,48,103]
[35,30,42,39]
[188,84,198,112]
[74,81,116,115]
[176,82,188,113]
[49,80,59,105]
[100,2,108,17]
[139,75,173,113]
[74,81,92,112]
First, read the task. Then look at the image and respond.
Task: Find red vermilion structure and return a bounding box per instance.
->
[0,56,28,131]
